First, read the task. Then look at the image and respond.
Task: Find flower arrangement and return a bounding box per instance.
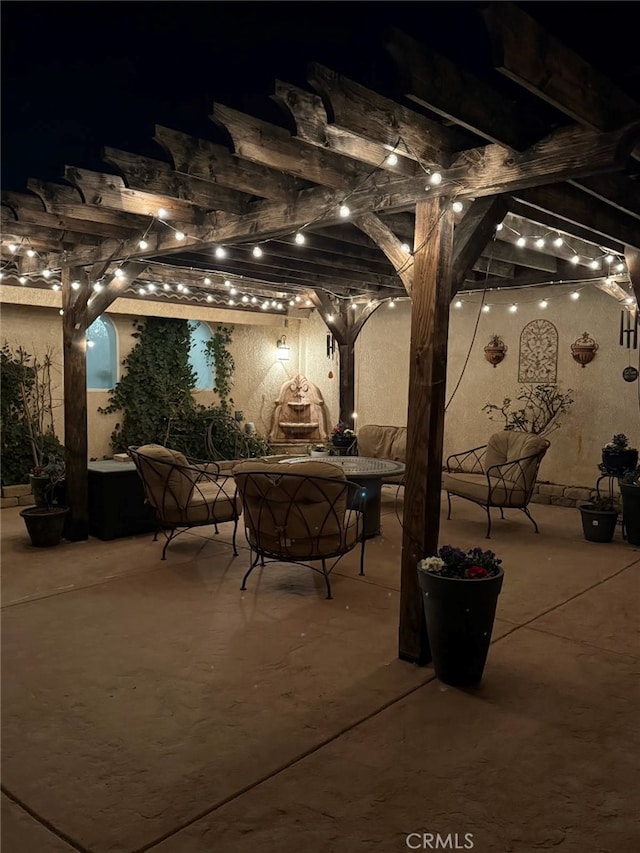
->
[30,454,65,480]
[418,545,502,579]
[332,421,355,437]
[603,433,637,452]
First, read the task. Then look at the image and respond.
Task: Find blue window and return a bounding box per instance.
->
[86,315,117,390]
[189,321,213,390]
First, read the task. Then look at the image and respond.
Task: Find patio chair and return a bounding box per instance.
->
[232,459,366,599]
[128,444,240,559]
[443,431,550,538]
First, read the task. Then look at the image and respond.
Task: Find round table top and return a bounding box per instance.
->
[279,455,405,478]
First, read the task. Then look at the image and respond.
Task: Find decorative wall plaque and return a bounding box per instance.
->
[518,319,558,383]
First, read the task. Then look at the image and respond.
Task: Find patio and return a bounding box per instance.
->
[2,488,638,853]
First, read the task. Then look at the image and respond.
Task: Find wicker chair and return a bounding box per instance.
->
[128,444,241,559]
[443,431,550,538]
[232,460,366,599]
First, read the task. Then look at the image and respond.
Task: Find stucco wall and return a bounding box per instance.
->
[1,282,637,487]
[355,284,639,488]
[0,288,340,461]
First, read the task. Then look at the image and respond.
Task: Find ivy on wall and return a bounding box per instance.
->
[99,317,270,459]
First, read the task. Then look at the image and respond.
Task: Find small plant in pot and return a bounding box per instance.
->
[21,454,69,547]
[578,495,619,543]
[417,545,504,687]
[331,422,356,454]
[601,434,638,476]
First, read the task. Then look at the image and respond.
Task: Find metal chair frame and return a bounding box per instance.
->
[233,468,367,599]
[129,446,240,559]
[445,440,550,538]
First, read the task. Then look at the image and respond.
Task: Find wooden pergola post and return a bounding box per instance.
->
[399,196,454,664]
[61,266,90,541]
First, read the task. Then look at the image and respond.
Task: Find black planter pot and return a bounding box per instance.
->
[331,435,357,456]
[417,567,504,687]
[620,483,640,546]
[579,505,618,543]
[601,448,638,475]
[20,506,69,547]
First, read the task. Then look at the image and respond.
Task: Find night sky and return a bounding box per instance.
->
[2,2,637,192]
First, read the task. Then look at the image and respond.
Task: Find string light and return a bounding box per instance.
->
[139,239,148,250]
[516,237,526,247]
[294,232,305,245]
[509,304,518,313]
[553,237,563,247]
[339,204,350,218]
[454,300,463,309]
[71,281,81,291]
[570,291,580,300]
[386,153,398,166]
[215,247,227,259]
[157,208,168,219]
[539,299,548,309]
[429,171,442,185]
[252,246,263,258]
[452,201,463,213]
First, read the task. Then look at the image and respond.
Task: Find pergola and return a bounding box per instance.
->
[2,2,639,663]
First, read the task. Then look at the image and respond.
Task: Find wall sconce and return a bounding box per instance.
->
[276,334,290,360]
[571,332,599,367]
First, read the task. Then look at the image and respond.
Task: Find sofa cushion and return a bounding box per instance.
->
[356,425,406,484]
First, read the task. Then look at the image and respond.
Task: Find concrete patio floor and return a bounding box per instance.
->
[1,489,639,853]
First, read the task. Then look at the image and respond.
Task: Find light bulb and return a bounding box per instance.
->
[570,255,580,265]
[386,153,398,166]
[496,223,504,231]
[482,305,490,313]
[553,237,563,247]
[19,276,27,284]
[251,296,257,304]
[43,269,52,278]
[252,245,263,257]
[8,244,17,253]
[327,313,334,322]
[230,287,237,295]
[388,300,395,308]
[429,171,442,185]
[262,301,269,310]
[589,259,599,270]
[87,340,95,348]
[294,232,305,245]
[27,249,36,257]
[175,231,185,241]
[454,300,462,309]
[570,291,580,300]
[139,239,148,249]
[163,283,171,291]
[215,246,226,258]
[138,287,147,295]
[242,295,249,303]
[616,263,625,272]
[52,284,60,291]
[625,297,634,305]
[59,309,64,316]
[539,299,548,309]
[605,254,614,263]
[147,283,156,291]
[509,304,518,313]
[535,238,545,248]
[516,237,526,247]
[114,268,125,279]
[206,294,213,302]
[93,283,103,292]
[452,201,463,213]
[157,208,168,219]
[204,277,211,285]
[228,299,235,306]
[71,281,81,291]
[339,204,350,218]
[401,243,411,253]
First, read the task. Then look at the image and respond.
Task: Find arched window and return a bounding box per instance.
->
[86,315,117,390]
[189,321,213,390]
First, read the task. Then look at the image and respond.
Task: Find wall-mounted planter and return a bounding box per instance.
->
[484,336,507,368]
[571,332,598,367]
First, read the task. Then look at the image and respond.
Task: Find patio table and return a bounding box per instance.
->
[279,456,405,538]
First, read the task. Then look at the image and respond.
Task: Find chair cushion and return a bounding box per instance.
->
[162,479,241,526]
[484,432,549,490]
[357,425,406,462]
[134,444,197,508]
[443,472,528,507]
[233,460,359,557]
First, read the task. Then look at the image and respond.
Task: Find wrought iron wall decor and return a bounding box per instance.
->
[518,319,558,384]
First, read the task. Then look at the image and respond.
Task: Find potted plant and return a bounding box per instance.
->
[620,466,640,546]
[20,460,69,547]
[578,495,619,543]
[601,433,638,475]
[331,422,356,454]
[417,545,504,687]
[308,443,328,457]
